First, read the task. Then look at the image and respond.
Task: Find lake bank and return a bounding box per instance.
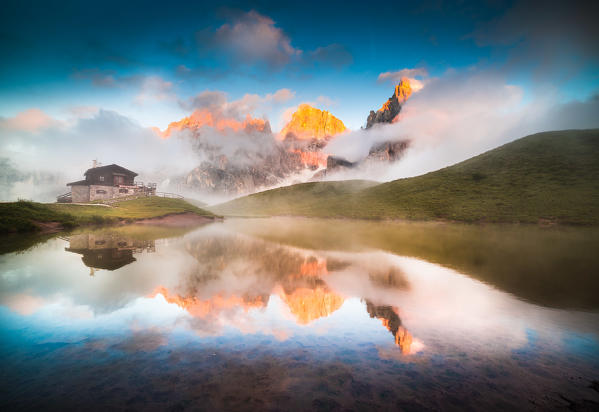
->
[134,211,217,226]
[0,197,219,234]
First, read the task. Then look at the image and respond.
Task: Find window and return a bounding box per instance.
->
[96,189,107,194]
[119,188,128,193]
[99,176,105,182]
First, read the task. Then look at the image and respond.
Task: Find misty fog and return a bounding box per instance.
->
[1,69,598,203]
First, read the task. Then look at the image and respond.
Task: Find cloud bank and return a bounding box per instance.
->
[378,68,427,83]
[180,88,295,118]
[326,69,599,181]
[378,67,428,93]
[0,109,198,201]
[196,10,352,73]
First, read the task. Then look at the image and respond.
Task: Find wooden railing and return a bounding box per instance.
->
[56,192,72,203]
[154,192,183,199]
[136,182,157,189]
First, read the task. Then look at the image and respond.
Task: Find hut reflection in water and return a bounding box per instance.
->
[65,233,155,275]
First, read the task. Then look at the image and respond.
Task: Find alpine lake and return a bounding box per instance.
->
[1,217,598,410]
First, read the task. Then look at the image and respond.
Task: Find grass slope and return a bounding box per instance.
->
[0,197,217,233]
[214,180,377,217]
[214,129,599,224]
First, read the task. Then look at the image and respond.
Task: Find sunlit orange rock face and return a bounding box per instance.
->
[281,257,344,324]
[279,287,344,324]
[158,109,270,138]
[366,77,413,129]
[153,286,265,317]
[395,327,413,354]
[280,104,346,140]
[299,259,328,278]
[379,78,412,114]
[152,254,344,326]
[155,285,343,326]
[394,77,413,103]
[366,301,415,354]
[286,257,330,280]
[379,317,414,354]
[290,149,329,168]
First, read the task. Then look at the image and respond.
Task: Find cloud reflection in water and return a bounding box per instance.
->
[1,219,598,409]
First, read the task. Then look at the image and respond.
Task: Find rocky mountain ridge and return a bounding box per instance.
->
[309,78,413,178]
[161,80,415,197]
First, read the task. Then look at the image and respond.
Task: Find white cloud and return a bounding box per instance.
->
[210,11,301,68]
[0,109,199,201]
[180,88,296,119]
[268,88,295,103]
[378,68,428,92]
[67,106,100,118]
[378,68,428,83]
[0,109,58,132]
[197,11,352,73]
[133,76,175,106]
[327,69,599,181]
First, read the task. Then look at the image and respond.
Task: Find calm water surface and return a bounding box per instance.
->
[1,218,598,411]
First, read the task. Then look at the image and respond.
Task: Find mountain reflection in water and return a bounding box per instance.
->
[142,228,415,349]
[0,218,598,410]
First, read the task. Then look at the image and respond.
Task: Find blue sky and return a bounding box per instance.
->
[1,0,597,131]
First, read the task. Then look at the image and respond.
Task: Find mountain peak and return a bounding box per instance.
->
[158,110,270,138]
[394,78,413,103]
[280,104,347,140]
[366,77,413,129]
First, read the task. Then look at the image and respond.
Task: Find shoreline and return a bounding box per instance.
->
[0,198,220,235]
[211,214,583,227]
[29,211,221,234]
[133,212,220,226]
[13,212,588,236]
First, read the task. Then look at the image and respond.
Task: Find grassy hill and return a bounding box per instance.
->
[0,197,217,234]
[213,129,599,224]
[213,180,377,217]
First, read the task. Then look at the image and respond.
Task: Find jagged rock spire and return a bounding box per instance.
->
[365,78,413,129]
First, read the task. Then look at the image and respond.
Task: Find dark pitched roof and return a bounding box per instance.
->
[67,179,88,186]
[81,253,136,271]
[66,248,137,270]
[84,164,138,177]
